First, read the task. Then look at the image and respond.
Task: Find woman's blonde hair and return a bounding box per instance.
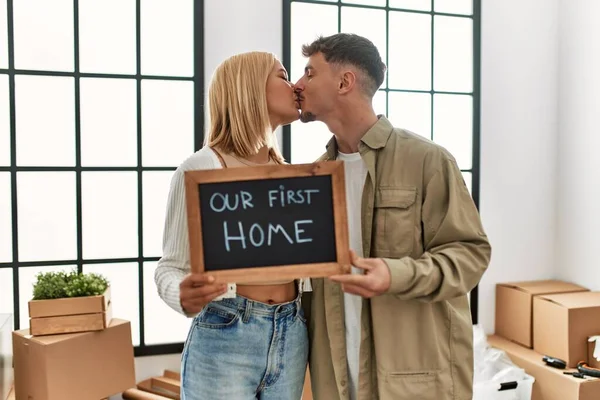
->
[206,51,285,164]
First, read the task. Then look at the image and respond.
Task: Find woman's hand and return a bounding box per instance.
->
[179,273,228,314]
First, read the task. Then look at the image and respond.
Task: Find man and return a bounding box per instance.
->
[294,33,491,400]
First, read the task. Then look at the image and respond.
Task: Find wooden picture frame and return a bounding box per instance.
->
[184,161,350,284]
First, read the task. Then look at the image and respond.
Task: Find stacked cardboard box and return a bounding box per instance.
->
[12,318,135,400]
[492,280,600,400]
[495,281,587,348]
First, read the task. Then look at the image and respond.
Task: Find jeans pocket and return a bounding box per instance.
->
[195,306,240,329]
[181,325,194,363]
[295,306,307,324]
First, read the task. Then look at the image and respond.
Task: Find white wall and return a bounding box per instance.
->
[477,0,559,333]
[556,0,600,290]
[204,0,284,146]
[204,0,282,88]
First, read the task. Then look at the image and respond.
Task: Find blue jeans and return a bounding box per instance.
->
[181,294,308,400]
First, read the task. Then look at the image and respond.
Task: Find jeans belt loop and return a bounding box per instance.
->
[242,298,251,323]
[295,296,302,319]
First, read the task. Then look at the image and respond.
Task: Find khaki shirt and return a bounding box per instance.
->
[304,116,491,400]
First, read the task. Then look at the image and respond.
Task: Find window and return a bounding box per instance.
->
[0,0,204,356]
[283,0,481,322]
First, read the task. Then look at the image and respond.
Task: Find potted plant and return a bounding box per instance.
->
[28,269,112,336]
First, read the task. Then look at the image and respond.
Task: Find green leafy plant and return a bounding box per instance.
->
[32,269,109,300]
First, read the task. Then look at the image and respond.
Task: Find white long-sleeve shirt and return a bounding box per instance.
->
[154,146,222,316]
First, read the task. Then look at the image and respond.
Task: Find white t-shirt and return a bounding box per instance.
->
[338,151,368,400]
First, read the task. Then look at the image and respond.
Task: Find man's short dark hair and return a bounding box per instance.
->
[302,33,387,97]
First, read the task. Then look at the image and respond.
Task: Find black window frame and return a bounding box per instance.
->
[0,0,205,357]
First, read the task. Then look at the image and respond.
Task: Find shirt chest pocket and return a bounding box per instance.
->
[373,186,417,257]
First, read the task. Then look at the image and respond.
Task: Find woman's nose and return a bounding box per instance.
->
[294,77,304,89]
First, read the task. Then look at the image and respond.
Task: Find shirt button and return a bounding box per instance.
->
[342,389,348,396]
[341,380,346,387]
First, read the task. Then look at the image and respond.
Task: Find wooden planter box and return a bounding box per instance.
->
[28,287,112,336]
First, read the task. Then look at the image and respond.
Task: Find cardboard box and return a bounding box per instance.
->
[13,318,135,400]
[588,336,600,369]
[495,280,588,348]
[533,292,600,367]
[488,335,600,400]
[28,288,112,336]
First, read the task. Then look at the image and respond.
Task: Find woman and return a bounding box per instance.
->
[154,52,307,400]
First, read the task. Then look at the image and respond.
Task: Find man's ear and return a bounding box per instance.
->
[338,70,356,94]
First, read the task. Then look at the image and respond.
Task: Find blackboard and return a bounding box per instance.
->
[185,161,350,283]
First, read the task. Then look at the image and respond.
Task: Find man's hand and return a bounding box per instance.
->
[329,250,391,298]
[179,273,228,314]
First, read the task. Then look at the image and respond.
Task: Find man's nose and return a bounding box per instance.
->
[294,77,304,89]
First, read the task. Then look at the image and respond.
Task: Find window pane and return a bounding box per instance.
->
[82,172,138,259]
[15,76,75,166]
[291,121,332,164]
[274,126,283,155]
[388,12,431,91]
[462,171,472,196]
[434,16,472,92]
[373,90,387,116]
[17,172,76,262]
[435,0,473,15]
[141,0,193,77]
[83,262,140,346]
[389,0,430,11]
[388,92,431,139]
[433,94,473,169]
[0,75,8,166]
[18,265,77,329]
[142,80,194,167]
[142,171,173,257]
[342,0,386,6]
[341,7,386,73]
[79,0,136,74]
[291,2,338,80]
[0,0,7,69]
[0,269,13,315]
[0,173,11,263]
[144,262,191,345]
[13,0,73,71]
[80,78,137,167]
